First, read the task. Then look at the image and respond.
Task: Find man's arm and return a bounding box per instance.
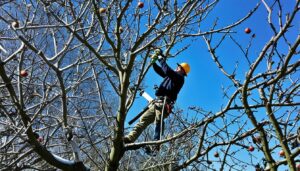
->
[158,58,182,80]
[153,62,166,78]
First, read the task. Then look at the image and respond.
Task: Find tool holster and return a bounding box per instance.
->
[155,96,174,114]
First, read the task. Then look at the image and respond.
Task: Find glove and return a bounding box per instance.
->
[150,53,158,64]
[151,57,158,64]
[150,49,164,64]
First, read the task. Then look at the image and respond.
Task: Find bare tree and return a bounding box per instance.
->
[201,0,300,170]
[0,0,298,171]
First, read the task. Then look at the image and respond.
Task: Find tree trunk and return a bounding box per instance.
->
[105,140,125,171]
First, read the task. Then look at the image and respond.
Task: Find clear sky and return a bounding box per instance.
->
[126,0,299,169]
[128,0,298,119]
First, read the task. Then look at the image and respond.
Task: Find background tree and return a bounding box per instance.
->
[0,0,299,171]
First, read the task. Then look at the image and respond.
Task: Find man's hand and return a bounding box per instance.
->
[150,54,158,64]
[150,49,165,64]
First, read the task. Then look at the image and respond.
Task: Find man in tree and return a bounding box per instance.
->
[124,50,190,149]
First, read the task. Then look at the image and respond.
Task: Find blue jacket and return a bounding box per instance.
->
[153,59,185,102]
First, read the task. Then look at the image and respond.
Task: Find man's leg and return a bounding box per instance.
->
[125,104,156,143]
[153,102,169,141]
[149,102,169,153]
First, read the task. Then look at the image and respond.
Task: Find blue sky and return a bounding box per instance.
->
[127,0,298,116]
[126,0,299,169]
[127,0,299,126]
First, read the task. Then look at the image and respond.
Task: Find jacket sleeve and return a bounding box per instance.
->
[153,62,166,78]
[158,59,182,80]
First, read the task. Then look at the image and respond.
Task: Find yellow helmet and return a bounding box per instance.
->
[178,62,190,75]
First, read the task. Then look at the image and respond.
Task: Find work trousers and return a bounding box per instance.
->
[127,101,170,142]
